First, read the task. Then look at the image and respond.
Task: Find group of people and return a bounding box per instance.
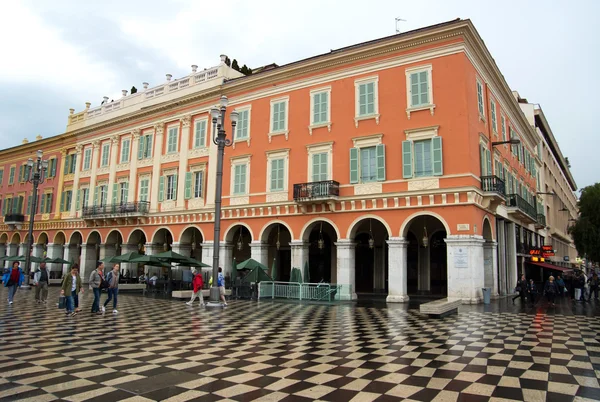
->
[513,271,600,307]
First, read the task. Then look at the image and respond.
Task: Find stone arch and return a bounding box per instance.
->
[347,214,392,240]
[223,222,254,243]
[0,233,8,244]
[179,225,206,244]
[105,229,124,245]
[259,220,294,243]
[37,232,49,245]
[482,216,494,241]
[127,229,148,245]
[53,231,66,245]
[86,231,102,244]
[68,231,84,245]
[299,217,341,242]
[150,227,174,245]
[10,233,21,244]
[400,211,451,238]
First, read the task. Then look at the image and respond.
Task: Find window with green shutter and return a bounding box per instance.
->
[194,171,204,198]
[75,190,80,211]
[272,101,286,132]
[358,82,375,116]
[26,196,32,215]
[121,139,130,163]
[101,144,110,166]
[432,137,443,176]
[233,164,247,195]
[491,101,497,132]
[195,120,208,147]
[312,92,329,124]
[164,175,177,200]
[185,172,193,199]
[0,169,4,186]
[82,189,89,210]
[349,148,359,184]
[414,140,433,177]
[83,149,92,170]
[8,166,15,184]
[60,191,66,212]
[70,154,77,173]
[312,153,328,182]
[402,141,413,179]
[479,144,486,176]
[140,179,149,202]
[167,127,178,153]
[18,165,24,182]
[501,116,507,141]
[360,146,377,183]
[63,155,70,175]
[476,80,485,117]
[270,159,285,192]
[112,183,118,205]
[120,182,128,204]
[158,176,165,202]
[234,111,248,140]
[376,144,386,181]
[410,71,429,107]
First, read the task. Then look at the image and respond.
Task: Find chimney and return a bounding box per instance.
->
[122,89,128,97]
[220,54,227,64]
[22,138,29,144]
[103,96,109,103]
[143,82,149,90]
[69,108,75,115]
[191,65,198,73]
[36,135,43,141]
[85,102,91,109]
[166,74,172,81]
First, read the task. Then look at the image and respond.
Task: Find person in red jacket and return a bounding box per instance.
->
[186,268,205,307]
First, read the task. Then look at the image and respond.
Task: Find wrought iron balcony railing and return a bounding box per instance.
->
[506,194,537,221]
[536,214,547,227]
[3,214,25,223]
[481,175,506,195]
[82,201,150,218]
[293,180,339,202]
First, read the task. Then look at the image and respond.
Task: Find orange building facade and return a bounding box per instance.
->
[0,19,557,303]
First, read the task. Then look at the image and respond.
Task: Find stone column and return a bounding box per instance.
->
[0,244,6,267]
[64,244,79,272]
[69,145,83,217]
[219,243,233,279]
[47,243,65,277]
[335,240,357,300]
[250,241,269,268]
[176,116,191,209]
[386,237,409,303]
[171,242,192,280]
[18,243,28,258]
[99,244,117,263]
[506,222,518,293]
[6,244,18,268]
[80,243,97,283]
[127,130,140,203]
[150,123,164,213]
[445,235,485,304]
[120,244,139,278]
[497,221,507,296]
[107,135,120,205]
[31,244,45,273]
[87,141,101,207]
[289,240,309,278]
[484,241,499,298]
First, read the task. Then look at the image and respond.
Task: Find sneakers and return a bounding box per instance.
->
[200,303,205,307]
[113,310,118,314]
[185,301,193,306]
[101,306,106,313]
[222,302,228,307]
[8,301,13,305]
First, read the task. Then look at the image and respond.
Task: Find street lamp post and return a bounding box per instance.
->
[208,96,238,306]
[23,150,48,288]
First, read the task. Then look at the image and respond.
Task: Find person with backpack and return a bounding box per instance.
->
[2,261,24,305]
[89,261,106,315]
[61,266,82,317]
[544,276,559,307]
[186,268,205,307]
[103,263,120,314]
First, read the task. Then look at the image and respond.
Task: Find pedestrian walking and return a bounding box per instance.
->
[71,264,83,313]
[186,268,205,307]
[556,275,566,298]
[575,272,586,302]
[103,264,120,314]
[527,279,538,306]
[61,266,82,317]
[512,274,527,305]
[33,262,50,303]
[588,273,599,301]
[89,261,106,315]
[218,267,227,306]
[545,276,559,307]
[2,262,24,305]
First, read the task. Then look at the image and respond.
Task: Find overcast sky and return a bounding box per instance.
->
[1,0,598,189]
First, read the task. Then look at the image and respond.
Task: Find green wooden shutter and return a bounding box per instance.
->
[40,195,45,214]
[172,175,178,200]
[376,144,386,181]
[112,183,118,205]
[18,165,23,182]
[185,172,192,199]
[60,192,65,212]
[63,155,69,175]
[158,176,165,202]
[479,144,485,176]
[26,196,32,215]
[485,149,492,178]
[349,148,359,184]
[76,190,80,210]
[433,137,443,176]
[138,136,144,159]
[402,141,413,178]
[93,187,98,206]
[312,154,320,182]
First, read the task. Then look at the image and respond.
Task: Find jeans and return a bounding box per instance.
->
[91,288,101,312]
[65,295,74,313]
[104,288,118,309]
[74,294,79,309]
[7,284,18,302]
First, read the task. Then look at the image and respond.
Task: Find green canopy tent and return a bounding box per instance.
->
[241,266,273,283]
[99,256,121,264]
[151,250,192,263]
[175,257,210,268]
[231,257,237,283]
[3,255,44,263]
[303,260,310,283]
[290,267,303,283]
[113,252,143,263]
[235,258,268,271]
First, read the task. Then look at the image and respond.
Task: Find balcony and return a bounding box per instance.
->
[4,214,25,230]
[294,180,340,203]
[82,202,150,225]
[535,214,547,230]
[506,194,537,224]
[480,175,505,212]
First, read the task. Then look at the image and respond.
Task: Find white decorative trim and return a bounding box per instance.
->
[266,192,288,203]
[161,200,176,211]
[162,167,178,176]
[189,147,210,158]
[404,126,439,141]
[352,134,383,148]
[160,152,181,163]
[116,162,131,172]
[230,196,249,206]
[354,75,380,127]
[188,198,205,209]
[97,166,110,175]
[309,86,332,134]
[268,131,288,143]
[306,142,334,182]
[405,64,435,119]
[64,174,75,182]
[354,182,382,195]
[137,158,153,168]
[117,177,129,184]
[407,178,439,191]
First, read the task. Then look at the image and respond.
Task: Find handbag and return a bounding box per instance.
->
[58,296,66,309]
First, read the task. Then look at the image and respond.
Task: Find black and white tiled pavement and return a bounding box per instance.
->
[1,287,600,401]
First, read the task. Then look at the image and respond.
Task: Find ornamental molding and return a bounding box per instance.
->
[266,192,288,203]
[97,166,110,175]
[111,135,120,145]
[407,178,440,191]
[137,158,153,168]
[189,147,210,158]
[187,198,205,210]
[92,140,100,149]
[154,123,165,135]
[116,162,131,172]
[132,128,141,139]
[180,115,191,127]
[161,200,176,212]
[230,196,249,206]
[160,152,181,163]
[75,145,83,154]
[354,182,382,195]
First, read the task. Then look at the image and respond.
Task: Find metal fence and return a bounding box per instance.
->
[258,281,353,302]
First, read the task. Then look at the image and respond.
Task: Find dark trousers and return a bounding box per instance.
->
[529,292,537,305]
[74,294,79,309]
[589,287,598,300]
[513,291,525,303]
[104,288,118,309]
[65,295,74,313]
[91,288,100,313]
[547,293,556,304]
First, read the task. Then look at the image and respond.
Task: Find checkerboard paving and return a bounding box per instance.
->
[1,287,600,401]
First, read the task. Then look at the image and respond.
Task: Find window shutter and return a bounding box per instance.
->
[18,165,23,182]
[432,137,443,176]
[158,176,165,202]
[312,154,320,182]
[93,187,98,206]
[60,192,65,212]
[63,155,69,175]
[47,194,53,213]
[185,172,192,199]
[349,148,359,184]
[71,154,77,173]
[479,144,486,176]
[402,141,413,178]
[172,174,178,200]
[76,190,80,210]
[376,144,386,181]
[112,183,118,204]
[485,149,492,178]
[26,196,32,215]
[138,136,144,159]
[39,195,45,214]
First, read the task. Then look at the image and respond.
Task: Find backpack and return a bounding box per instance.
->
[99,272,109,289]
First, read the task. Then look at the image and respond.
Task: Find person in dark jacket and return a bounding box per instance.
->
[512,275,527,305]
[556,275,566,298]
[2,262,24,305]
[545,276,559,307]
[527,279,538,306]
[61,267,82,316]
[588,273,599,301]
[575,272,586,302]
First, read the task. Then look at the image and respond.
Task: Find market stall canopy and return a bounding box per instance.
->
[236,258,268,271]
[241,266,273,283]
[2,255,45,263]
[99,256,121,264]
[113,252,143,263]
[151,251,192,263]
[129,255,172,267]
[175,257,210,268]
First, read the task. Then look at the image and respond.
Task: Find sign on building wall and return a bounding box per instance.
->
[454,248,468,269]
